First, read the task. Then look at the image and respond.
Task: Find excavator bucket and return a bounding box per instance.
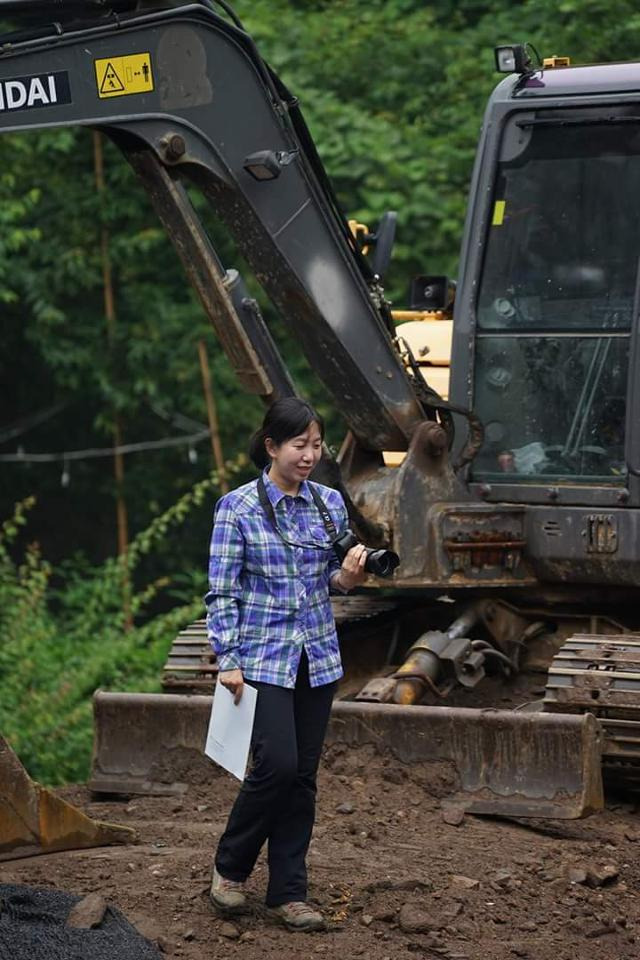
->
[0,735,135,862]
[89,691,604,819]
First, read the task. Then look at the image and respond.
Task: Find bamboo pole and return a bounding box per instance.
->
[93,131,131,623]
[197,338,228,493]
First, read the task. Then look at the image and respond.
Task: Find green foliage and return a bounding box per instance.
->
[0,460,244,784]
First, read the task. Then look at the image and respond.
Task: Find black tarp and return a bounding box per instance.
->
[0,883,162,960]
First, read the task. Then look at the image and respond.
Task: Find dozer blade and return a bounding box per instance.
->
[0,735,135,862]
[329,702,603,819]
[90,692,603,818]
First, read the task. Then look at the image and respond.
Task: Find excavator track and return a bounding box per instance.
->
[544,634,640,792]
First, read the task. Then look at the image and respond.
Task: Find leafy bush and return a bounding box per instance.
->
[0,462,243,785]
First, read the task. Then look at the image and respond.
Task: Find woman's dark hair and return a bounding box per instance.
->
[249,397,325,469]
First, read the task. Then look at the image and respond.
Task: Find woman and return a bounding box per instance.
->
[205,397,366,931]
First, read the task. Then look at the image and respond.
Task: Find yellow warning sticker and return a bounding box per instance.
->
[492,200,506,226]
[95,54,153,99]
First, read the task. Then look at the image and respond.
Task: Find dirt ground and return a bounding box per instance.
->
[2,740,640,960]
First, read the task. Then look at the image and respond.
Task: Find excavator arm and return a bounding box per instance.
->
[0,0,426,450]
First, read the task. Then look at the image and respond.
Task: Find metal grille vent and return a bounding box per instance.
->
[542,520,560,537]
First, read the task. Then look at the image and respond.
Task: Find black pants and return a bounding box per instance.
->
[215,651,336,907]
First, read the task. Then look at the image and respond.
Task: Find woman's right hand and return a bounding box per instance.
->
[218,668,244,704]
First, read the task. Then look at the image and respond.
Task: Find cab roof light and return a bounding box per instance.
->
[494,43,541,75]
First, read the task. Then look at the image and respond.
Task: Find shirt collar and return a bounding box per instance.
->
[262,467,312,505]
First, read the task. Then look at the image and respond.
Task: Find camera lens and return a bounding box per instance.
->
[364,548,400,578]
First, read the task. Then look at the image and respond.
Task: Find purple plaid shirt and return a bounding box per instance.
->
[205,470,349,688]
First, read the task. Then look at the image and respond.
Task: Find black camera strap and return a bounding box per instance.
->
[307,483,338,540]
[256,474,338,549]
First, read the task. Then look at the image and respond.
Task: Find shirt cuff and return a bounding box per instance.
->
[216,650,241,672]
[330,571,349,595]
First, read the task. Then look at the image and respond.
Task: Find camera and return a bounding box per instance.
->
[333,530,400,579]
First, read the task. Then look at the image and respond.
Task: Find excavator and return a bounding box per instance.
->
[4,2,640,856]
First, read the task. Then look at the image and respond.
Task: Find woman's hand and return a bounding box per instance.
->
[218,668,244,704]
[336,543,368,591]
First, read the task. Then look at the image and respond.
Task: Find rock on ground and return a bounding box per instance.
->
[66,893,108,929]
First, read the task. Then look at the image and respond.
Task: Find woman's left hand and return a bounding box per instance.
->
[336,543,368,591]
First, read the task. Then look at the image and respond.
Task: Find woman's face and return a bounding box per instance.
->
[265,420,323,487]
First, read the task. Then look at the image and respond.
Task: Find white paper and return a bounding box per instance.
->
[204,681,257,780]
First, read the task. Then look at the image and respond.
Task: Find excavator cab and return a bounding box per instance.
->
[466,109,634,486]
[450,76,640,569]
[443,65,640,793]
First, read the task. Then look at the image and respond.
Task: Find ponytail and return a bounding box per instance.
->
[248,427,270,469]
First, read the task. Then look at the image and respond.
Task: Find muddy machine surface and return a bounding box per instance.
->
[2,4,640,826]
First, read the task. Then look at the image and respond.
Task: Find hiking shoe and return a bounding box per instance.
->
[267,901,325,931]
[209,866,246,913]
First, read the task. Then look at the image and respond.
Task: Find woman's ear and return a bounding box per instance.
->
[264,436,277,459]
